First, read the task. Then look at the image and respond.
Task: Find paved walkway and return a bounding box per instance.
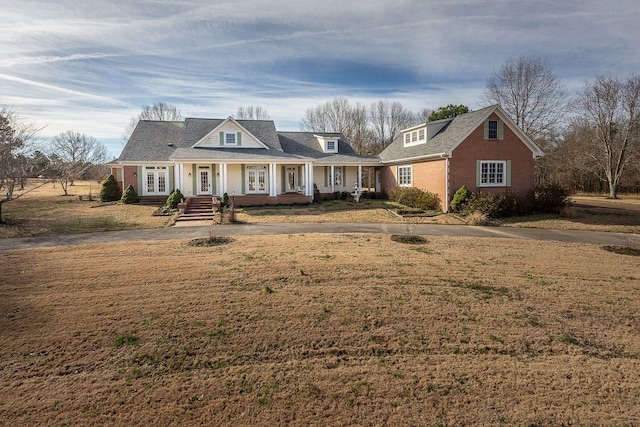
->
[0,223,637,251]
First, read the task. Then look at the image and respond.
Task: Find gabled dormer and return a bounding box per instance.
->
[401,118,452,148]
[314,134,339,154]
[191,116,270,149]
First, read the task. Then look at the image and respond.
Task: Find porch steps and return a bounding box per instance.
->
[175,196,218,222]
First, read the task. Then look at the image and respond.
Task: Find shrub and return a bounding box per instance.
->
[221,192,229,208]
[465,211,489,225]
[165,188,184,209]
[388,187,424,208]
[463,192,502,217]
[120,184,139,204]
[414,190,441,211]
[99,174,121,202]
[462,191,525,218]
[450,185,471,212]
[534,182,571,213]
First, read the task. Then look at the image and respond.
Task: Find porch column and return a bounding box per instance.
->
[269,163,277,196]
[357,165,362,191]
[368,167,373,191]
[220,163,228,194]
[306,162,313,196]
[330,165,335,193]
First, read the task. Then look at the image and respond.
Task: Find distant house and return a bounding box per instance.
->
[109,117,379,206]
[378,105,544,211]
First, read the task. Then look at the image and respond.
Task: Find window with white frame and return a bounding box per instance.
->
[479,161,506,186]
[397,165,412,186]
[326,140,336,151]
[143,166,169,195]
[411,131,418,142]
[418,129,425,141]
[225,132,237,145]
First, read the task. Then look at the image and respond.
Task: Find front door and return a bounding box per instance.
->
[197,166,212,195]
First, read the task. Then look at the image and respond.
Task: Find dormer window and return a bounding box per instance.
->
[402,126,427,147]
[326,140,336,151]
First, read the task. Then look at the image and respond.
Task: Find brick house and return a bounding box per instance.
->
[378,105,544,211]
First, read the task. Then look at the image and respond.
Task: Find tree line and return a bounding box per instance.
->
[2,57,639,201]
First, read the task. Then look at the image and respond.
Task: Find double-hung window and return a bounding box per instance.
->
[487,120,498,139]
[397,165,412,186]
[225,132,237,145]
[479,161,506,186]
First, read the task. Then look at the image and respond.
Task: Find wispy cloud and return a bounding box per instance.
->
[1,0,639,158]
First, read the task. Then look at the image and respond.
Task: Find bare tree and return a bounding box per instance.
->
[415,107,433,123]
[369,100,416,153]
[571,74,640,198]
[123,102,183,142]
[481,56,566,147]
[0,107,39,200]
[300,98,373,154]
[49,131,107,195]
[235,106,270,120]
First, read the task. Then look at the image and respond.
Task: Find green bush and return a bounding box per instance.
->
[120,184,139,204]
[165,188,184,209]
[450,185,471,212]
[99,174,121,202]
[221,192,229,208]
[534,182,571,213]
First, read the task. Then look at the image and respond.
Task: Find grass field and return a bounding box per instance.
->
[1,234,638,425]
[3,180,640,239]
[0,180,172,238]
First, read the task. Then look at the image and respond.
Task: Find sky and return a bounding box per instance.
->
[1,0,639,158]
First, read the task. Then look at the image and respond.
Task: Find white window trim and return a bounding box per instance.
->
[142,166,170,196]
[325,140,338,153]
[246,165,268,194]
[403,126,427,147]
[397,165,413,187]
[479,161,507,187]
[225,132,237,146]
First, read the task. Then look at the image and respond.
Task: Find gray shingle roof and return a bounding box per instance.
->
[379,105,496,163]
[117,119,378,164]
[117,121,184,162]
[278,132,379,164]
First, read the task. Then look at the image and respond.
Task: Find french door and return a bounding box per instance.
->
[197,166,212,195]
[247,165,267,193]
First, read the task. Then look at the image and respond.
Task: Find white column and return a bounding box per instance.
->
[330,165,335,193]
[306,163,313,196]
[269,163,277,196]
[220,163,228,194]
[357,165,362,191]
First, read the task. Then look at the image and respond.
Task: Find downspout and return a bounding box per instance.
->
[444,155,450,213]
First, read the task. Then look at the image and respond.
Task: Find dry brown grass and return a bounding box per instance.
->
[0,180,171,238]
[1,234,639,425]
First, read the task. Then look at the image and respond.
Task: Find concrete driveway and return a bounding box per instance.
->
[0,222,637,251]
